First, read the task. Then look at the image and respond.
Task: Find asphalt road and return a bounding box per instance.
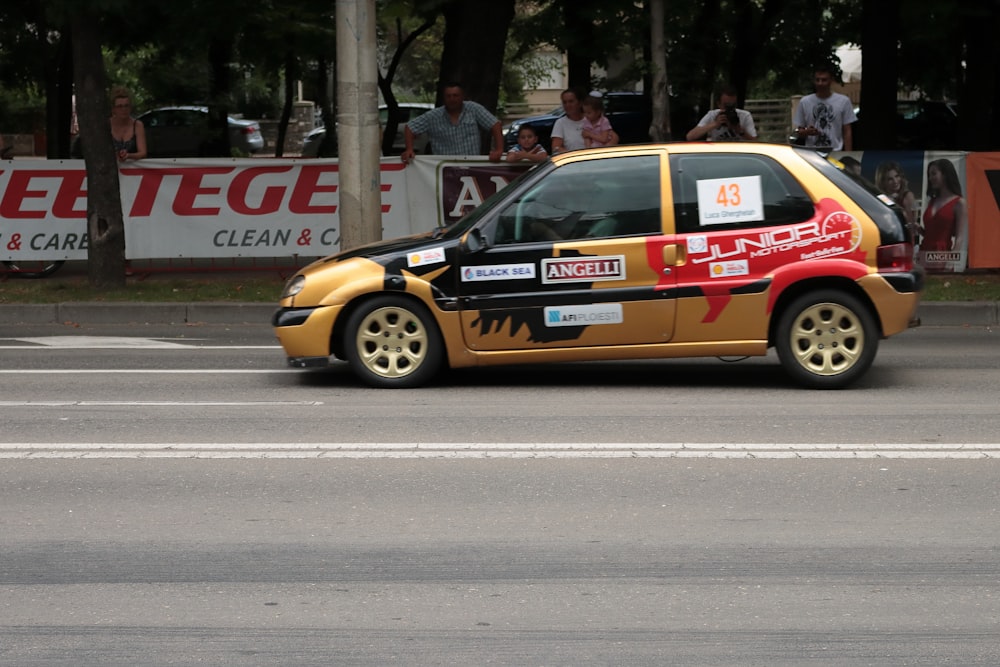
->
[0,322,998,446]
[1,323,999,665]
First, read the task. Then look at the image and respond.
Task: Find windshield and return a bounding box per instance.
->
[439,161,553,240]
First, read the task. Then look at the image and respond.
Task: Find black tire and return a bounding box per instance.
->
[343,295,444,388]
[2,260,65,279]
[775,290,878,389]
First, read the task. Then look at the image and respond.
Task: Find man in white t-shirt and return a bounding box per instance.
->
[793,65,857,151]
[686,85,758,142]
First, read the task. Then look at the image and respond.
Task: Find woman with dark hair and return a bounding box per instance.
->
[922,158,967,252]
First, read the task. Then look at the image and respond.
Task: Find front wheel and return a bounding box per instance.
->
[343,295,444,388]
[775,290,878,389]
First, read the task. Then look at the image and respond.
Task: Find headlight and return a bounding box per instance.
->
[282,275,306,298]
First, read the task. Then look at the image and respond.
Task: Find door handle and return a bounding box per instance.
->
[661,243,685,266]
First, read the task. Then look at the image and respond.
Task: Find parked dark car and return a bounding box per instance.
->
[854,100,960,150]
[138,106,264,157]
[301,103,434,157]
[502,91,653,153]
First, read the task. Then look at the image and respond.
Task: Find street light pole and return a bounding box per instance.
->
[336,0,382,250]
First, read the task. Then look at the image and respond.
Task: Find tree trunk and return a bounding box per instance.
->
[44,31,74,159]
[205,38,232,157]
[857,0,899,150]
[437,0,515,113]
[959,1,1000,150]
[71,11,126,288]
[648,0,671,141]
[276,50,296,158]
[561,0,601,90]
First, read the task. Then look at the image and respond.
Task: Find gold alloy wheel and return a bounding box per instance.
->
[787,301,865,376]
[354,305,429,379]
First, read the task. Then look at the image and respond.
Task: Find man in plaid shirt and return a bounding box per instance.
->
[402,82,504,163]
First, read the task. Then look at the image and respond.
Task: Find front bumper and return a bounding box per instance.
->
[273,304,344,360]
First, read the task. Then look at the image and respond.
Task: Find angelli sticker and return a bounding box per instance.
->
[544,303,623,327]
[407,246,446,268]
[541,255,626,284]
[709,260,749,277]
[461,263,536,282]
[690,213,863,265]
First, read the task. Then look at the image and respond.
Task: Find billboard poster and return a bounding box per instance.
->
[835,150,968,273]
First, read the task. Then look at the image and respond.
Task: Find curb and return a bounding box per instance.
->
[1,302,996,327]
[2,302,276,325]
[916,301,998,327]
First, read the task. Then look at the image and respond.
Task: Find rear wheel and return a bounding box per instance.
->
[343,295,443,388]
[775,290,878,389]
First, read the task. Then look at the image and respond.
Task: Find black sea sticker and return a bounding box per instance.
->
[461,263,536,282]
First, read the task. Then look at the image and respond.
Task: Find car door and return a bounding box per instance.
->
[667,150,822,342]
[456,151,677,351]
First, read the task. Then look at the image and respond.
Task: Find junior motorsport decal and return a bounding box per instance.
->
[461,263,536,282]
[541,255,626,284]
[687,212,863,265]
[543,304,623,327]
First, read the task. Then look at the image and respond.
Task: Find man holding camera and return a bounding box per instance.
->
[686,85,758,142]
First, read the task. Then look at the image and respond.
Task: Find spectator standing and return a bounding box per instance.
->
[580,92,616,147]
[401,82,503,163]
[505,125,548,163]
[686,85,758,142]
[109,86,147,161]
[793,65,856,151]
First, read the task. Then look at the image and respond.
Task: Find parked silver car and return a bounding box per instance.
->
[138,106,264,157]
[301,103,433,157]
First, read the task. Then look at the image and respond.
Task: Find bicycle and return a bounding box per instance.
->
[1,144,66,278]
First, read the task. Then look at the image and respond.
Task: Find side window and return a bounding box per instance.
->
[493,155,661,244]
[670,153,814,233]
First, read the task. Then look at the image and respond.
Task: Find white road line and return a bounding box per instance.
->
[0,345,281,350]
[1,442,998,459]
[0,369,297,374]
[0,401,322,407]
[0,336,279,350]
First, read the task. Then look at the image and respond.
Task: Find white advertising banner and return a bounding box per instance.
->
[0,156,532,262]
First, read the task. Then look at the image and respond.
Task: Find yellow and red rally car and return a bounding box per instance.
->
[274,143,922,389]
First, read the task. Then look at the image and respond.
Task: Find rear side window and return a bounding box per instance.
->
[670,153,814,233]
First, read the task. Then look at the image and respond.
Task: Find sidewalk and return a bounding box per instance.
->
[1,300,995,327]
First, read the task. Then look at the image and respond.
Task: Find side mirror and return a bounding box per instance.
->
[462,227,486,253]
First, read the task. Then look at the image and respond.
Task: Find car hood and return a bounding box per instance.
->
[315,230,455,267]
